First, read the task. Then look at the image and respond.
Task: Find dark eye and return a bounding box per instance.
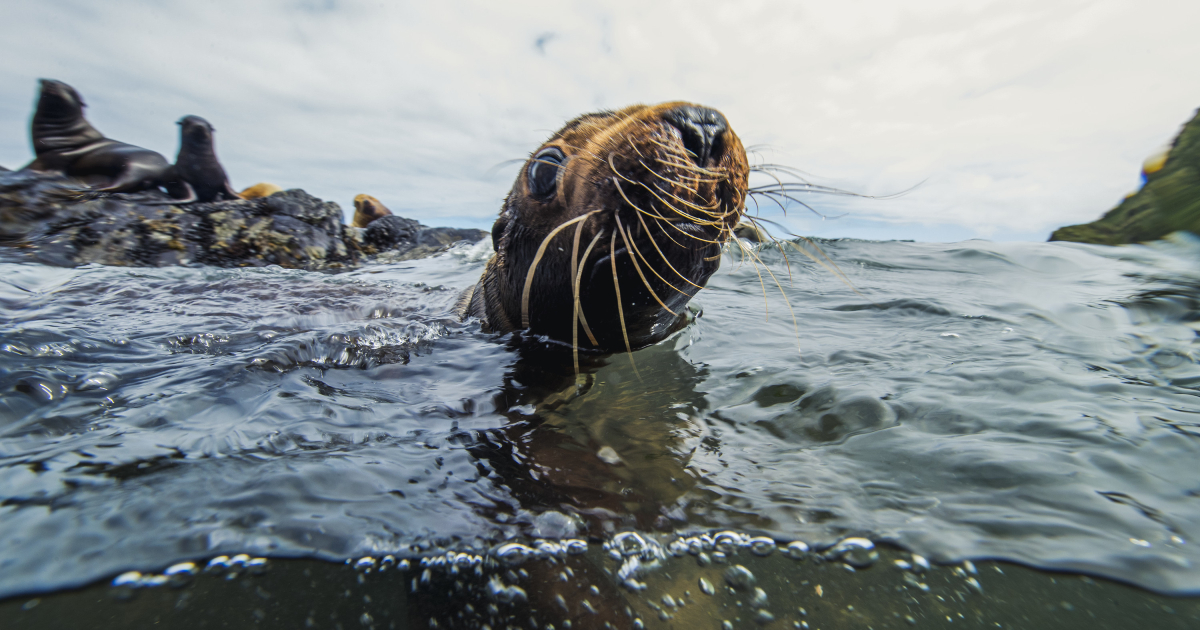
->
[527,147,565,199]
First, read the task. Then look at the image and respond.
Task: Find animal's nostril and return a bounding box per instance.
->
[663,105,728,166]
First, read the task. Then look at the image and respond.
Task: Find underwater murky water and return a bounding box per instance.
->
[3,233,1200,606]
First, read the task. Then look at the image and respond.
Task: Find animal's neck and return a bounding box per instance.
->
[31,114,104,153]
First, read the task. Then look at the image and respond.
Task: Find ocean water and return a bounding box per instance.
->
[2,232,1200,609]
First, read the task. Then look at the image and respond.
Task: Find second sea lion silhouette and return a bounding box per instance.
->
[167,115,242,203]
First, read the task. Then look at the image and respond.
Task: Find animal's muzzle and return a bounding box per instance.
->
[663,105,729,167]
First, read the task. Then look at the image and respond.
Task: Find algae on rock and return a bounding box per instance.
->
[1050,108,1200,245]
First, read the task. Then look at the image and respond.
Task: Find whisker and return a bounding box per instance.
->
[744,216,794,284]
[570,218,600,347]
[635,210,705,291]
[615,213,678,316]
[744,216,869,300]
[521,210,601,328]
[740,237,803,353]
[611,175,725,245]
[610,231,640,378]
[572,230,603,374]
[618,210,690,298]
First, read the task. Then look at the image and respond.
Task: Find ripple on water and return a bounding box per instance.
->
[3,238,1200,597]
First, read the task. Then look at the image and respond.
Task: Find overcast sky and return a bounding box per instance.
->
[1,0,1198,241]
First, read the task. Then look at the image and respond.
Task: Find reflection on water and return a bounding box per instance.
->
[3,233,1200,606]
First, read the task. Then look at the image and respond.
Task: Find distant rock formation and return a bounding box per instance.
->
[1051,109,1200,245]
[0,171,486,269]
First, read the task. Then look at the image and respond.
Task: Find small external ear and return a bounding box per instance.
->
[491,209,509,253]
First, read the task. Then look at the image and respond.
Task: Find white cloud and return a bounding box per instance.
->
[0,0,1197,240]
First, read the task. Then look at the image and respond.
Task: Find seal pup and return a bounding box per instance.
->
[352,193,393,228]
[22,79,174,193]
[167,115,242,203]
[239,182,283,199]
[461,102,749,356]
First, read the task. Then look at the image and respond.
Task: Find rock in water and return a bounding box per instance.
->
[0,171,486,268]
[1050,108,1200,245]
[364,214,420,249]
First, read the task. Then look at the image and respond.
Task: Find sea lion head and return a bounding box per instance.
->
[239,183,283,199]
[469,102,749,353]
[353,194,393,228]
[31,79,100,154]
[177,115,215,149]
[34,79,86,119]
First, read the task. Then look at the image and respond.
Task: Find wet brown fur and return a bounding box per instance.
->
[462,102,749,355]
[352,194,393,228]
[239,182,283,199]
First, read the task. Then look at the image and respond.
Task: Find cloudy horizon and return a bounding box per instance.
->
[1,0,1198,242]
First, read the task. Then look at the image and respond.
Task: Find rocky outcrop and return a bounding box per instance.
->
[0,171,487,269]
[1050,109,1200,245]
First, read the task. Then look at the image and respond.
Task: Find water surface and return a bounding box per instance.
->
[2,234,1200,598]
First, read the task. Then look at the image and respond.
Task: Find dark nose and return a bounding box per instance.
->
[663,105,728,166]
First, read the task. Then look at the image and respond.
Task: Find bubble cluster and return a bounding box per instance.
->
[108,556,267,600]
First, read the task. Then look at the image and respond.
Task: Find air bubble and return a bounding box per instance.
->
[749,537,776,556]
[565,539,588,555]
[205,556,230,574]
[714,531,744,554]
[752,587,768,606]
[355,557,377,572]
[112,572,143,588]
[724,565,756,590]
[110,571,143,600]
[755,609,776,624]
[826,538,878,568]
[784,541,809,560]
[165,562,197,587]
[247,557,269,575]
[612,532,651,557]
[495,542,535,565]
[699,577,715,595]
[486,575,527,605]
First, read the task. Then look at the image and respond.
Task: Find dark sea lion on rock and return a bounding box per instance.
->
[352,193,392,228]
[22,79,174,194]
[167,115,242,203]
[461,102,749,355]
